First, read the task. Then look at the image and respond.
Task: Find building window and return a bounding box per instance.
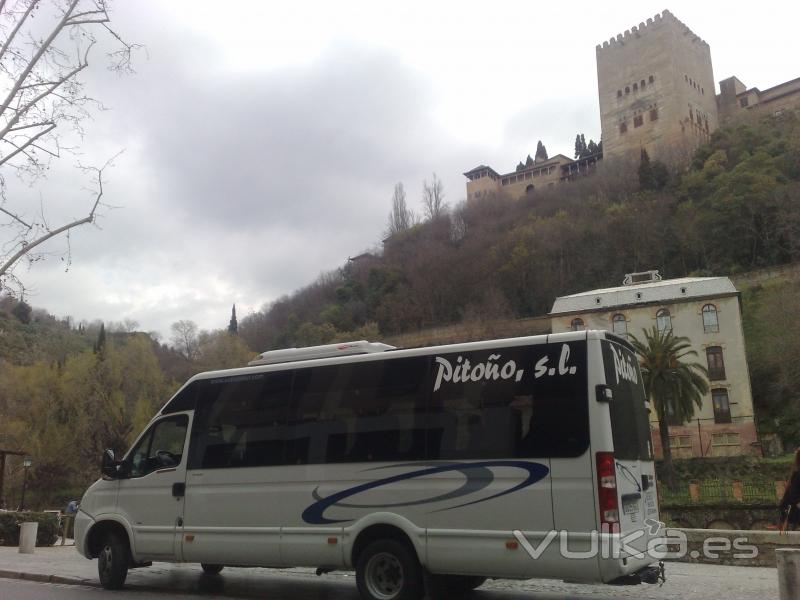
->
[701,87,705,95]
[620,122,628,134]
[712,389,732,424]
[612,314,627,336]
[570,318,585,331]
[633,82,638,91]
[670,435,692,449]
[740,97,749,108]
[525,184,534,194]
[650,108,658,121]
[656,308,672,333]
[502,178,508,185]
[625,86,630,94]
[649,75,654,84]
[706,346,726,380]
[711,432,740,447]
[641,79,646,89]
[634,115,644,128]
[617,89,622,98]
[702,304,719,333]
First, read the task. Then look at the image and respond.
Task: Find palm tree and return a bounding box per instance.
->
[628,327,708,489]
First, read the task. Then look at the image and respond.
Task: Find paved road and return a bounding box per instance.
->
[0,561,779,600]
[0,579,212,599]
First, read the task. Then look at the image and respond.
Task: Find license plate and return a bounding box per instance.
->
[623,501,639,515]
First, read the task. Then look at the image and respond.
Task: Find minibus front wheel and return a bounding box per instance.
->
[97,530,130,590]
[356,538,423,600]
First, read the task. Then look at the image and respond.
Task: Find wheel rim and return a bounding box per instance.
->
[364,552,404,600]
[100,544,113,577]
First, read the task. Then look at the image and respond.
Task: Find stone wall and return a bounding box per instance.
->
[670,528,800,568]
[661,503,779,531]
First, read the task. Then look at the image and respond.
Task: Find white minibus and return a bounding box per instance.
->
[76,331,666,599]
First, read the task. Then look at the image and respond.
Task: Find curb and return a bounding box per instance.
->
[0,569,99,587]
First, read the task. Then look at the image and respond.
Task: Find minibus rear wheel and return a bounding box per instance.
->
[201,564,224,575]
[97,531,129,590]
[356,538,423,600]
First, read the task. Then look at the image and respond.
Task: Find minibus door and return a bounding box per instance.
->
[117,413,190,560]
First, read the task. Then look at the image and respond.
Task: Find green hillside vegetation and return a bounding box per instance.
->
[237,110,800,448]
[0,299,254,509]
[0,111,798,509]
[239,111,800,346]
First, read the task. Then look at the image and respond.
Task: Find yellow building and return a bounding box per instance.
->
[596,10,718,164]
[718,75,800,123]
[464,10,800,198]
[464,153,600,202]
[550,271,759,459]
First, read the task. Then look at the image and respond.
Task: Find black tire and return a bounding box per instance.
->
[201,563,224,575]
[356,539,423,600]
[97,530,130,590]
[427,574,487,597]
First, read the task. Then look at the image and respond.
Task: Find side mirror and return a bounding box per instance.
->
[101,449,118,479]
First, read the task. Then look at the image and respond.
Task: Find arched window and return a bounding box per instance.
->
[640,79,646,89]
[570,318,585,331]
[617,89,622,98]
[633,82,638,91]
[612,314,627,336]
[656,308,672,332]
[649,75,654,83]
[525,184,535,194]
[625,86,630,94]
[702,304,719,333]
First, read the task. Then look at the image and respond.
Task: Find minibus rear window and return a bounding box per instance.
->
[601,340,653,462]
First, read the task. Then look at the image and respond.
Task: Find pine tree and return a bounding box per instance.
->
[525,155,534,167]
[535,140,548,161]
[574,134,582,158]
[228,305,238,335]
[94,323,106,356]
[587,139,598,155]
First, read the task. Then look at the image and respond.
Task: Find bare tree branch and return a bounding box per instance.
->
[0,1,139,294]
[0,205,31,229]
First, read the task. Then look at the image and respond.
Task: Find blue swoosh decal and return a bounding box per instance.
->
[301,460,549,525]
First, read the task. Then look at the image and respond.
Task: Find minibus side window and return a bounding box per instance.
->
[601,340,653,461]
[189,372,292,470]
[289,357,429,464]
[128,415,188,478]
[426,342,589,460]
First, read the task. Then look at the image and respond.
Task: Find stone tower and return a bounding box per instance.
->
[596,10,718,164]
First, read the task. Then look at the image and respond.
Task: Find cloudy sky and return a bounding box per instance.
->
[4,0,799,343]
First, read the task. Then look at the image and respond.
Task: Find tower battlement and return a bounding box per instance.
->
[595,10,708,52]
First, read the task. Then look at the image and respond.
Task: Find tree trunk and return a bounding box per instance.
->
[657,395,677,490]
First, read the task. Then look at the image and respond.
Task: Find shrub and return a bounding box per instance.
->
[0,511,59,546]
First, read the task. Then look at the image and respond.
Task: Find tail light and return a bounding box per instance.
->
[596,452,619,531]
